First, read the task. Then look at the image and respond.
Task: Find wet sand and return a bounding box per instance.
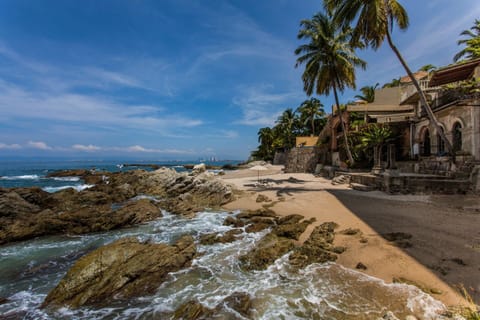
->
[220,166,480,308]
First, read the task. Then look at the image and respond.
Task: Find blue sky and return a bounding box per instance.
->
[0,0,479,160]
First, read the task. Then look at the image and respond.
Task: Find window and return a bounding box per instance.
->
[437,127,445,155]
[422,128,431,156]
[453,122,462,152]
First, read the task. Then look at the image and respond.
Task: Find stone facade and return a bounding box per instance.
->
[284,147,320,173]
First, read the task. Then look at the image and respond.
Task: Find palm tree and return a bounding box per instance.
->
[297,98,325,136]
[324,0,453,154]
[276,108,298,149]
[418,64,437,72]
[382,77,401,88]
[360,123,394,169]
[354,83,379,103]
[295,12,366,166]
[257,127,274,159]
[454,19,480,62]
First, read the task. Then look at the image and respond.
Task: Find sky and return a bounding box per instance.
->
[0,0,479,161]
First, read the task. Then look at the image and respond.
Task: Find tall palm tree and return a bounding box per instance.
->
[324,0,453,154]
[354,83,379,103]
[295,12,366,166]
[454,19,480,62]
[257,127,274,159]
[297,98,325,136]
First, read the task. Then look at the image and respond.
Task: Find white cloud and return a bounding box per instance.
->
[0,142,22,149]
[28,141,52,150]
[233,85,303,126]
[72,144,102,151]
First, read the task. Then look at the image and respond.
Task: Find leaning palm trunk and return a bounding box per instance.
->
[385,30,453,155]
[333,84,355,166]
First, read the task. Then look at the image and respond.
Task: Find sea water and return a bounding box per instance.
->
[0,160,447,319]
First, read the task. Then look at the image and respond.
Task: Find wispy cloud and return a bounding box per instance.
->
[28,141,53,150]
[233,85,303,126]
[0,142,22,149]
[72,144,102,152]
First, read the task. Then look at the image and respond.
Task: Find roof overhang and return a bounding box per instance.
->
[429,58,480,87]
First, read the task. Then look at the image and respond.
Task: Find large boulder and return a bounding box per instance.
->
[42,235,196,309]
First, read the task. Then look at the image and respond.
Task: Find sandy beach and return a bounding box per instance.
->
[221,165,480,308]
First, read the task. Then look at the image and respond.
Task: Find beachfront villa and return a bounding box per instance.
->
[286,58,480,193]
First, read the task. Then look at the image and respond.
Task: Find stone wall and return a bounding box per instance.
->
[284,147,320,173]
[273,151,287,165]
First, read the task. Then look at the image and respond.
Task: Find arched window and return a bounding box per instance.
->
[453,122,462,152]
[437,127,445,155]
[422,128,431,156]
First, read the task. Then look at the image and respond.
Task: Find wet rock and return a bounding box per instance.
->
[0,167,234,244]
[172,300,213,320]
[239,233,295,271]
[199,229,243,245]
[332,246,346,254]
[221,292,253,318]
[0,297,9,305]
[42,235,196,309]
[245,222,272,233]
[289,222,338,269]
[223,216,245,228]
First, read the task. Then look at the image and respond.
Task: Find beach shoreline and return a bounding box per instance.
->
[220,165,480,308]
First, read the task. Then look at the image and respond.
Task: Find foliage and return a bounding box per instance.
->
[354,83,379,103]
[296,97,325,136]
[454,19,480,62]
[294,12,366,166]
[418,64,437,72]
[382,77,401,88]
[251,103,328,161]
[324,0,453,155]
[351,123,395,166]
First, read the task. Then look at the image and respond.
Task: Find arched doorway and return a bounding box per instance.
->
[421,128,431,156]
[453,122,462,152]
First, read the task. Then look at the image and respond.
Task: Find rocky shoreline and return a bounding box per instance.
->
[0,166,233,245]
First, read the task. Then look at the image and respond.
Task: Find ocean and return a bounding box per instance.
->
[0,160,447,319]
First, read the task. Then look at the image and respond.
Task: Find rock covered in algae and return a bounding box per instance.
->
[42,235,196,309]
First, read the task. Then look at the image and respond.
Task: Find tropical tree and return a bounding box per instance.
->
[324,0,454,154]
[359,123,395,168]
[296,98,325,136]
[257,127,275,159]
[418,64,437,72]
[295,12,366,166]
[276,108,298,149]
[382,77,401,88]
[454,19,480,62]
[354,83,379,103]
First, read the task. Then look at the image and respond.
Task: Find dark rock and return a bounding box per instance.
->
[245,222,272,233]
[332,246,346,254]
[0,191,41,216]
[382,232,412,242]
[0,297,9,305]
[356,262,367,270]
[114,199,163,224]
[42,235,196,309]
[237,208,276,219]
[340,228,361,236]
[239,233,295,271]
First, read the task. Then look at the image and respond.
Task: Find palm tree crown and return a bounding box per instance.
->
[296,98,325,135]
[295,12,366,165]
[324,0,453,155]
[454,19,480,62]
[354,83,379,103]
